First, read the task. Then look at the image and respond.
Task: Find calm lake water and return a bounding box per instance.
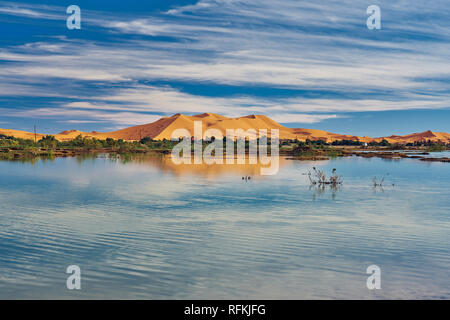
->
[0,153,449,299]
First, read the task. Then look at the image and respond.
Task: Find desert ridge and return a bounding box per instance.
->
[0,128,46,141]
[1,113,449,144]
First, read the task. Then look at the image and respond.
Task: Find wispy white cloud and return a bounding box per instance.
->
[0,7,42,17]
[166,0,215,15]
[2,106,161,127]
[271,113,341,124]
[0,2,63,20]
[61,120,107,124]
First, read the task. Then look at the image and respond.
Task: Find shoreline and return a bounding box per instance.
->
[0,147,170,161]
[1,145,449,163]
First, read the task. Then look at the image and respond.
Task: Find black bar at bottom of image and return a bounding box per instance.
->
[0,300,447,318]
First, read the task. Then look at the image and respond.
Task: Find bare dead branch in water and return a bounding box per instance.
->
[373,173,389,187]
[307,167,343,186]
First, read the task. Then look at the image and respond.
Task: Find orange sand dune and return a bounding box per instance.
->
[1,113,449,144]
[373,130,450,144]
[0,128,45,141]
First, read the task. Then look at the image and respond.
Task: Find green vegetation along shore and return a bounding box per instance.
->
[1,134,449,162]
[0,134,177,161]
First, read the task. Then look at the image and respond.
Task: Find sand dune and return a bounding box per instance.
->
[0,128,45,141]
[379,130,450,144]
[1,113,449,144]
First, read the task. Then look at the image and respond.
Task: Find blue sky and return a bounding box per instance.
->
[0,0,449,137]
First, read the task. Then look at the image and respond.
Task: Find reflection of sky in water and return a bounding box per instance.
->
[0,155,449,299]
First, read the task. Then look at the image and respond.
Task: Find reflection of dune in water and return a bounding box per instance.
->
[121,154,295,179]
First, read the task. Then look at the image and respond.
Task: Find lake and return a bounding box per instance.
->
[0,153,449,299]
